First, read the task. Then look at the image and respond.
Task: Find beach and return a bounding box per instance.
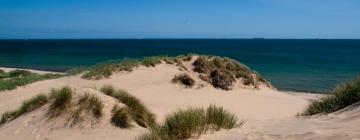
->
[1,57,359,140]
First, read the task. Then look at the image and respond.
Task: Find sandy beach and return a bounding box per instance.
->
[0,58,359,140]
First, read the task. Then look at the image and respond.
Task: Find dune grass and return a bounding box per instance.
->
[81,55,195,80]
[111,105,132,128]
[171,74,195,88]
[302,76,360,116]
[192,56,261,90]
[137,105,241,140]
[67,93,104,125]
[76,93,104,119]
[0,94,48,125]
[81,56,167,80]
[0,70,62,91]
[100,85,156,128]
[47,86,73,118]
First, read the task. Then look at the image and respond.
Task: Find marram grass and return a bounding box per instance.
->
[137,105,242,140]
[302,76,360,116]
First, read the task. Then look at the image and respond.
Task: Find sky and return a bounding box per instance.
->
[0,0,360,39]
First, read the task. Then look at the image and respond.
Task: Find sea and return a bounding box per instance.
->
[0,39,359,93]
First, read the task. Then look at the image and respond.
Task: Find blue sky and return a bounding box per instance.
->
[0,0,359,39]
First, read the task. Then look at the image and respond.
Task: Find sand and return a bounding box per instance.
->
[0,62,358,140]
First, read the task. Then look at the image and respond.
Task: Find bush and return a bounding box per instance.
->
[210,69,235,90]
[302,76,360,115]
[137,105,241,140]
[47,87,73,118]
[0,94,48,125]
[192,56,260,90]
[111,105,131,128]
[100,85,156,128]
[172,74,195,87]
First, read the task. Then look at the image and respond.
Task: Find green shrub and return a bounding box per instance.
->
[100,85,156,128]
[47,87,73,118]
[111,105,131,128]
[172,74,195,87]
[137,105,241,140]
[192,56,260,90]
[0,94,48,125]
[302,76,360,115]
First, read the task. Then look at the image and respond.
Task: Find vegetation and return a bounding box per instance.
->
[76,93,104,119]
[137,105,241,140]
[171,74,195,87]
[81,55,194,80]
[302,76,360,116]
[0,94,48,125]
[47,87,73,118]
[100,85,156,128]
[111,105,132,128]
[66,93,104,125]
[0,70,61,91]
[193,56,261,90]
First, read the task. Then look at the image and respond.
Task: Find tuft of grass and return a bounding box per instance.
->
[302,76,360,116]
[205,105,238,130]
[67,93,104,126]
[192,56,264,90]
[0,70,62,91]
[172,74,195,88]
[47,86,73,118]
[0,94,48,125]
[111,105,132,128]
[100,85,156,128]
[137,105,241,140]
[76,93,104,119]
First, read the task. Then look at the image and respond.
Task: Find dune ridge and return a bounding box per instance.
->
[0,55,358,140]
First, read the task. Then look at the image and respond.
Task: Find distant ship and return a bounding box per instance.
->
[252,38,265,40]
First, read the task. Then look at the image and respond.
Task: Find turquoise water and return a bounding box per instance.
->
[0,39,359,93]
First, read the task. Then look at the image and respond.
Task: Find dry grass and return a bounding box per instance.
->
[192,56,263,90]
[171,74,195,88]
[47,86,73,118]
[111,105,132,128]
[137,105,241,140]
[302,76,360,116]
[0,94,48,125]
[100,85,156,128]
[0,70,62,91]
[81,54,195,80]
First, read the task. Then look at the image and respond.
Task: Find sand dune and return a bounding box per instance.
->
[0,61,358,140]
